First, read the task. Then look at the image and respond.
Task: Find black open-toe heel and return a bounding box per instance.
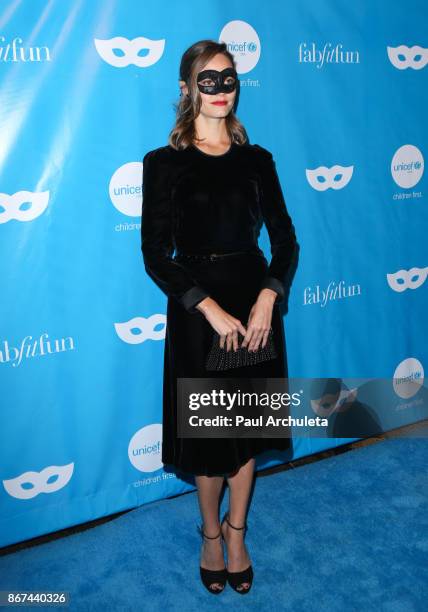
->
[196,523,227,594]
[221,512,254,594]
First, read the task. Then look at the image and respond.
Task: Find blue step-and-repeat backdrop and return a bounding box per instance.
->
[1,0,427,547]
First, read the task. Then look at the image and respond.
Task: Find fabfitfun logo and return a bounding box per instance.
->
[0,36,51,62]
[0,332,75,367]
[298,42,360,68]
[303,281,362,307]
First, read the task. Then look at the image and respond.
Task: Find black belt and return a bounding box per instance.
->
[174,249,262,262]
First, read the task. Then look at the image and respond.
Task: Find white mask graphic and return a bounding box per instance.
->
[3,463,74,499]
[115,314,166,344]
[387,45,428,70]
[311,387,358,417]
[94,36,165,68]
[0,191,49,223]
[306,165,353,191]
[387,266,428,292]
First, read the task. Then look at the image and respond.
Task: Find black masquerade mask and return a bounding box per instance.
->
[196,67,238,94]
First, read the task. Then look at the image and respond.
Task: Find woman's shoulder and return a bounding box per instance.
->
[143,144,196,169]
[249,143,274,162]
[142,145,172,165]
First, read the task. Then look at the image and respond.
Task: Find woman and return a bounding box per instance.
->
[141,40,297,595]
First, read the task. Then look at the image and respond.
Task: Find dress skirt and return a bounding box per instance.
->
[162,251,291,477]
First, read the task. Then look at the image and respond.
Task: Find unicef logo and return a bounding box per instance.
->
[391,144,424,189]
[129,424,163,473]
[109,161,143,216]
[219,21,261,73]
[393,358,424,399]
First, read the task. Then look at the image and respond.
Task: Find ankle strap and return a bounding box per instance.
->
[197,523,221,539]
[224,513,247,531]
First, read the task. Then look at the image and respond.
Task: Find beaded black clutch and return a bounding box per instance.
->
[205,327,278,371]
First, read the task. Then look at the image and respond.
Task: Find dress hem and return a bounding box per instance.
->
[161,442,290,477]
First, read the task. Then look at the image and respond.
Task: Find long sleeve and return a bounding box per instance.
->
[141,148,210,313]
[255,145,297,304]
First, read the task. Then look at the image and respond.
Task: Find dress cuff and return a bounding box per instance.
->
[259,276,285,304]
[179,286,210,314]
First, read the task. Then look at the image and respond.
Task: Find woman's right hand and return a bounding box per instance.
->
[196,297,247,352]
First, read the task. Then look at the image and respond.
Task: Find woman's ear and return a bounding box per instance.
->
[178,79,188,97]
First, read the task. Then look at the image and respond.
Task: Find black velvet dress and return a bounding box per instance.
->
[141,141,297,477]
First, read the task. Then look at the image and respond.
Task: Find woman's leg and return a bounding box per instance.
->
[195,474,226,586]
[222,457,255,590]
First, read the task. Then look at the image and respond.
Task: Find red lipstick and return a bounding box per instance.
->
[211,101,228,106]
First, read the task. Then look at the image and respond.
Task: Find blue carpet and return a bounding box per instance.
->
[1,437,427,611]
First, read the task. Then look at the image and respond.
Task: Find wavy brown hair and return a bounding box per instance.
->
[168,39,249,150]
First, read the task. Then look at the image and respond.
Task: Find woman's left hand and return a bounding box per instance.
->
[241,288,277,351]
